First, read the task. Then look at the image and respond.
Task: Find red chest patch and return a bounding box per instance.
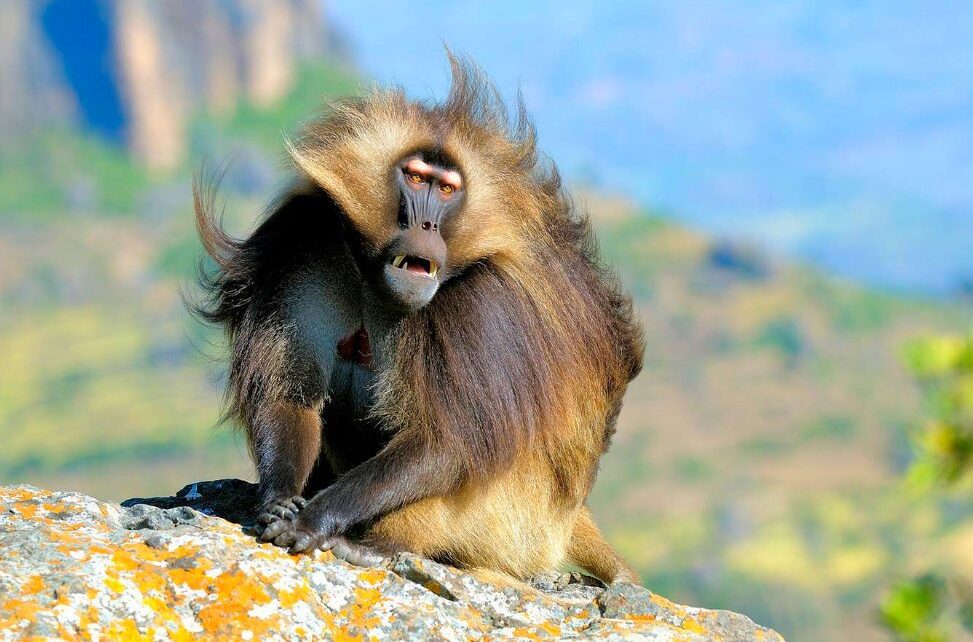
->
[337,326,373,369]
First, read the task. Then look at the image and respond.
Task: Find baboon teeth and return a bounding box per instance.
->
[392,254,437,278]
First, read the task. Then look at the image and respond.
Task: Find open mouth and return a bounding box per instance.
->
[391,254,439,278]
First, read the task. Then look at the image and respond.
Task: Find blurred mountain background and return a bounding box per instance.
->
[0,0,342,168]
[328,0,973,296]
[0,2,971,641]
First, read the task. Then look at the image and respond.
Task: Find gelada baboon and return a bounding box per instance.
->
[194,56,644,584]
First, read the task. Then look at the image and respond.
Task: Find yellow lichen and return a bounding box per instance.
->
[278,581,315,609]
[21,574,45,595]
[11,501,38,520]
[104,575,126,594]
[680,616,707,635]
[0,598,39,628]
[104,617,150,641]
[0,487,779,641]
[345,585,385,629]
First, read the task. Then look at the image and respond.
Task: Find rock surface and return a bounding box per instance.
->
[0,480,785,641]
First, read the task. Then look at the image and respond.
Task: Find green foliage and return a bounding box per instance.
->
[738,435,791,456]
[903,332,973,487]
[156,233,206,279]
[672,455,713,483]
[0,63,356,225]
[736,415,856,457]
[0,157,65,220]
[595,212,670,298]
[755,315,806,364]
[802,415,856,442]
[880,331,973,642]
[881,575,950,642]
[881,574,973,642]
[0,305,227,478]
[192,63,361,153]
[832,290,894,332]
[0,130,151,223]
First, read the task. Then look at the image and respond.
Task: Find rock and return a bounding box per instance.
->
[0,481,785,641]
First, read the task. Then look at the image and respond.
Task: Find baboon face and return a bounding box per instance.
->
[375,151,465,312]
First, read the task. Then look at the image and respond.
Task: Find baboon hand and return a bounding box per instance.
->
[284,499,353,554]
[257,494,353,555]
[255,495,307,543]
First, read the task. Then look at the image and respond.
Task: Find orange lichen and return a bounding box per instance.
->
[681,616,708,635]
[621,613,657,624]
[508,621,564,639]
[0,597,40,626]
[104,575,126,594]
[278,581,315,609]
[331,629,365,642]
[539,621,562,636]
[322,567,395,640]
[509,626,538,639]
[344,584,385,630]
[357,568,388,585]
[650,592,679,610]
[195,569,276,634]
[104,617,149,641]
[4,487,41,502]
[0,487,781,641]
[141,595,168,615]
[21,574,45,595]
[11,501,38,520]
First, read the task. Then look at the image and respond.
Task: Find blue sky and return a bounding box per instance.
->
[326,1,973,293]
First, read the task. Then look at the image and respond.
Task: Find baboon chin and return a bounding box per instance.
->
[193,54,644,585]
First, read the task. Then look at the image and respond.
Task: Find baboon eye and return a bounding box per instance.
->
[439,183,454,195]
[408,172,425,184]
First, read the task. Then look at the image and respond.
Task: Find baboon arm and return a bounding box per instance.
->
[568,506,641,585]
[295,439,461,538]
[252,399,323,507]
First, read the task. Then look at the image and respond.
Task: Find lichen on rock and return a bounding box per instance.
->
[0,480,785,641]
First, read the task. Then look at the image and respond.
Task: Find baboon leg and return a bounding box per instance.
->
[568,506,640,585]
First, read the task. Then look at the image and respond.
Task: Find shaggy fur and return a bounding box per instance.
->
[194,55,644,583]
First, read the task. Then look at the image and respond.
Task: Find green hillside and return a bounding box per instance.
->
[1,62,970,642]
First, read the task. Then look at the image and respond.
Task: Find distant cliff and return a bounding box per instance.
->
[0,0,343,170]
